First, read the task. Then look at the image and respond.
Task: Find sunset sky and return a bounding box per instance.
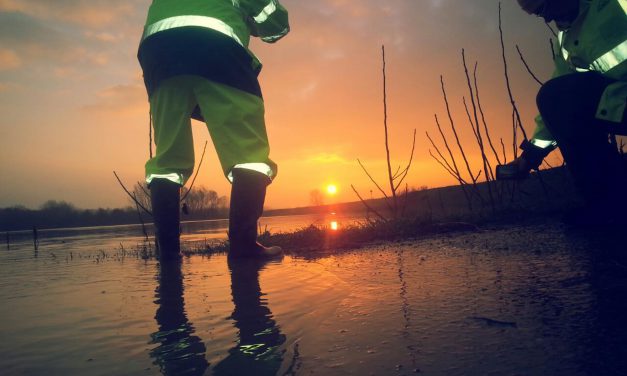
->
[0,0,557,210]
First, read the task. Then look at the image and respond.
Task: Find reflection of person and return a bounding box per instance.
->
[149,262,208,375]
[497,0,627,223]
[213,259,286,375]
[137,0,289,260]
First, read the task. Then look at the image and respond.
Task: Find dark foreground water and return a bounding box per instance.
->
[1,219,626,375]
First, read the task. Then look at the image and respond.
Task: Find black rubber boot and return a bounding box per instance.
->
[228,169,283,259]
[150,179,182,261]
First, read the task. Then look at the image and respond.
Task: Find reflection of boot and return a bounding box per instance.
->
[150,179,182,260]
[150,262,208,376]
[228,169,282,259]
[213,258,285,375]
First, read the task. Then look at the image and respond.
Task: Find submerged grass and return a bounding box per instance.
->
[184,217,480,258]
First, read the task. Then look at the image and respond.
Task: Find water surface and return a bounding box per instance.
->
[1,220,626,375]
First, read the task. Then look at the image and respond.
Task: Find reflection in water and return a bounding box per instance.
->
[150,262,208,375]
[213,259,286,376]
[330,221,338,231]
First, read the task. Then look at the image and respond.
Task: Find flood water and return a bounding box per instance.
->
[1,217,626,375]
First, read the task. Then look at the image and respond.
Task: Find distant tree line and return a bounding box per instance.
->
[1,185,229,231]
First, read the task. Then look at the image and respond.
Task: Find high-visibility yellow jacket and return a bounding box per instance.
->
[138,0,289,98]
[531,0,627,148]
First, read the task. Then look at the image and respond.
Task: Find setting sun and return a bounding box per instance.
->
[326,184,338,195]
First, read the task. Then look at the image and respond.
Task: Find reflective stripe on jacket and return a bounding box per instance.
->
[140,0,289,72]
[531,0,627,145]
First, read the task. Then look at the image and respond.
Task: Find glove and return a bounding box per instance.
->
[495,140,553,180]
[496,156,532,180]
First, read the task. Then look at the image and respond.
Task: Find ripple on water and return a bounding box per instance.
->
[1,223,626,375]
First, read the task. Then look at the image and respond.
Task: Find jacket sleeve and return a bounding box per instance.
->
[240,0,290,43]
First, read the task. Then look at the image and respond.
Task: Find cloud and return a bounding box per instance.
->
[82,82,147,115]
[0,0,136,28]
[83,31,122,43]
[306,153,351,164]
[0,48,21,70]
[290,80,319,101]
[0,82,17,92]
[0,12,116,75]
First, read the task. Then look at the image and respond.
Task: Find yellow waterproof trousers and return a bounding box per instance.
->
[145,75,277,186]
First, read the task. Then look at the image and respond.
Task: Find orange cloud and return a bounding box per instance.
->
[82,82,147,115]
[0,0,134,28]
[0,48,21,70]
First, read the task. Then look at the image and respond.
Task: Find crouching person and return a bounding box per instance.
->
[497,0,627,225]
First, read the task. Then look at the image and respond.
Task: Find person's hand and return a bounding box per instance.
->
[495,156,532,180]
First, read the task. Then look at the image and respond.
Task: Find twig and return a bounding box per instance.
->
[133,193,149,241]
[463,56,494,190]
[181,141,208,202]
[392,164,402,180]
[545,22,557,38]
[381,45,398,217]
[516,45,543,86]
[400,183,409,218]
[113,171,152,216]
[149,111,153,159]
[357,158,391,201]
[426,133,466,183]
[428,150,466,184]
[462,97,480,142]
[351,184,387,222]
[439,80,476,184]
[137,181,150,198]
[498,3,529,147]
[473,64,503,166]
[393,129,417,192]
[500,138,507,164]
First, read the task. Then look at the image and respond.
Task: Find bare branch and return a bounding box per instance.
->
[474,170,482,182]
[392,164,402,180]
[393,129,417,191]
[498,3,529,142]
[429,150,462,183]
[381,45,398,216]
[429,149,462,183]
[427,148,473,212]
[549,38,556,61]
[113,171,152,216]
[473,64,503,166]
[149,111,154,159]
[500,138,507,164]
[426,131,463,182]
[462,97,480,143]
[516,45,543,86]
[545,21,558,38]
[357,158,390,200]
[437,82,475,185]
[351,184,388,222]
[181,141,208,202]
[137,181,150,198]
[441,76,478,185]
[133,193,149,241]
